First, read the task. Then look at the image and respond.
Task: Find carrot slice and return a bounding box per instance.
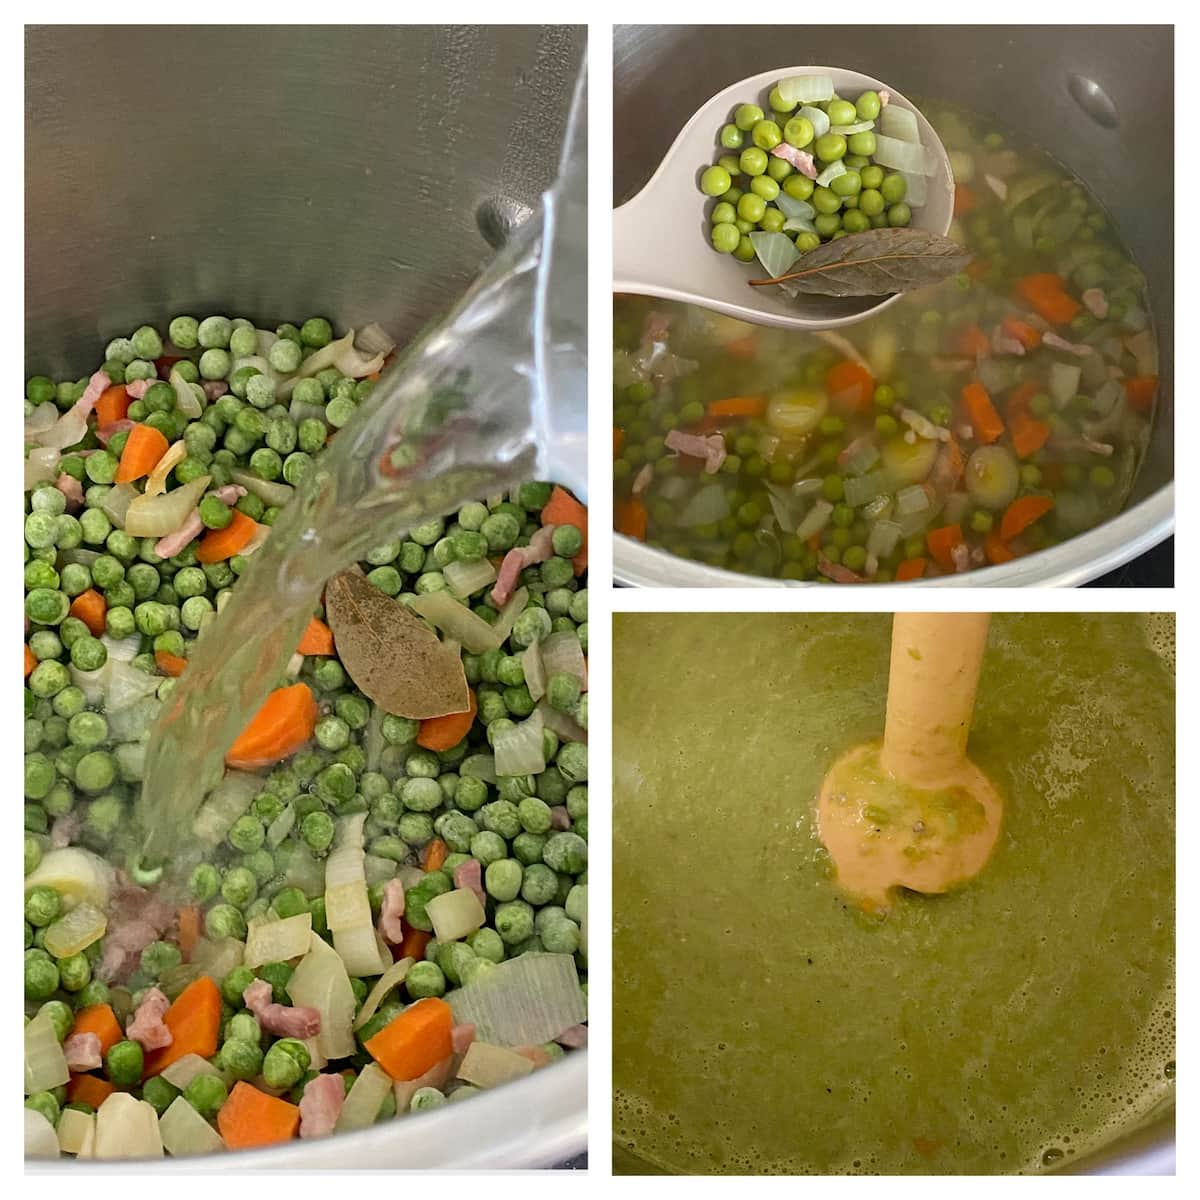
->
[1124,375,1158,414]
[67,1073,116,1110]
[217,1081,301,1149]
[615,497,647,541]
[297,616,335,656]
[399,923,431,962]
[225,682,319,770]
[364,997,454,1081]
[894,557,928,582]
[613,427,624,457]
[984,532,1017,565]
[952,183,977,217]
[25,644,36,677]
[115,423,170,484]
[142,976,222,1079]
[1000,495,1055,543]
[154,649,187,677]
[960,382,1005,445]
[421,839,449,872]
[1009,412,1050,459]
[70,1004,124,1057]
[94,384,131,428]
[540,485,588,574]
[926,524,965,572]
[195,509,259,564]
[825,360,875,413]
[417,690,477,752]
[706,395,766,420]
[1014,274,1081,326]
[723,333,758,360]
[953,324,991,358]
[178,905,202,963]
[1002,316,1042,350]
[69,589,107,637]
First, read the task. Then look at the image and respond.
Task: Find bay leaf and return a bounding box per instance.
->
[749,228,972,298]
[324,569,469,720]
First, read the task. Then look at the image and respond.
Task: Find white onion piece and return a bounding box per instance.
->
[443,557,497,600]
[815,160,847,188]
[521,641,547,702]
[43,900,107,958]
[794,499,834,541]
[541,631,586,688]
[105,659,163,711]
[461,753,497,784]
[94,1093,163,1159]
[353,957,415,1032]
[778,74,834,105]
[896,484,932,515]
[1049,361,1082,407]
[102,632,142,662]
[98,481,138,529]
[866,518,903,563]
[879,105,920,142]
[277,330,384,398]
[410,590,502,654]
[678,484,730,528]
[145,440,186,498]
[456,1041,535,1088]
[750,230,800,280]
[255,330,279,357]
[238,523,273,558]
[230,468,293,509]
[829,121,875,135]
[354,322,397,358]
[843,470,891,510]
[25,1108,60,1159]
[491,587,528,644]
[764,483,797,534]
[901,171,928,207]
[536,699,587,745]
[193,771,261,846]
[325,815,370,932]
[332,923,390,977]
[105,694,160,744]
[232,353,273,380]
[36,408,89,451]
[775,193,815,221]
[24,846,115,911]
[494,709,546,777]
[873,134,936,175]
[159,1095,224,1156]
[336,1062,394,1132]
[57,1107,95,1156]
[287,931,357,1061]
[124,474,210,537]
[244,911,313,968]
[783,216,817,235]
[25,447,60,490]
[160,1053,225,1091]
[799,105,830,138]
[25,401,60,437]
[284,844,326,897]
[25,1010,70,1095]
[169,368,203,419]
[427,887,487,942]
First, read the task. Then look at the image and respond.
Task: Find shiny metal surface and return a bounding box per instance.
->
[25,23,587,1170]
[614,24,1174,588]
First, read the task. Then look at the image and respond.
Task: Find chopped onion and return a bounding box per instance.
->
[255,330,278,357]
[238,523,272,558]
[332,923,390,978]
[491,586,528,644]
[521,642,547,702]
[447,952,587,1047]
[829,121,875,136]
[794,499,834,542]
[896,483,932,515]
[750,230,800,280]
[94,1093,163,1160]
[841,440,881,477]
[456,1041,535,1089]
[495,708,546,777]
[284,844,326,896]
[782,216,817,235]
[159,1095,224,1156]
[843,470,891,509]
[901,171,928,207]
[814,160,847,189]
[144,440,186,498]
[353,958,416,1032]
[124,474,211,537]
[25,401,60,438]
[25,1108,60,1159]
[190,936,246,986]
[288,930,357,1061]
[102,632,142,663]
[169,368,204,419]
[867,519,903,563]
[230,468,293,509]
[25,447,60,490]
[862,493,894,522]
[427,887,487,942]
[678,483,730,528]
[799,104,830,138]
[410,590,502,654]
[325,815,370,932]
[277,329,385,398]
[24,846,115,911]
[873,134,936,175]
[1049,361,1082,407]
[879,105,920,142]
[443,557,497,600]
[354,322,397,358]
[193,771,261,846]
[764,482,797,534]
[461,753,497,783]
[244,911,313,968]
[57,1107,95,1156]
[336,1062,394,1131]
[98,481,138,529]
[540,631,586,687]
[775,193,815,221]
[1092,378,1125,417]
[536,699,587,745]
[267,803,296,848]
[778,74,834,105]
[161,1053,224,1091]
[36,407,88,451]
[25,1010,70,1095]
[43,900,107,958]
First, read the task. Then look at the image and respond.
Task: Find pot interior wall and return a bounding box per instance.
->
[26,24,584,375]
[614,24,1173,505]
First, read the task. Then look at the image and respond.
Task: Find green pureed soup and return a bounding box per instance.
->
[613,103,1160,583]
[614,614,1174,1175]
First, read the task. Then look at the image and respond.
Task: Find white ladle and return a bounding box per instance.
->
[613,66,955,331]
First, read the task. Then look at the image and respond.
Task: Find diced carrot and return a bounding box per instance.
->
[953,184,977,217]
[1014,274,1081,326]
[926,524,965,572]
[1006,380,1041,415]
[297,616,335,656]
[67,1074,115,1110]
[615,497,647,541]
[613,427,624,457]
[953,324,991,358]
[966,258,990,282]
[225,682,319,770]
[417,691,477,752]
[960,382,1005,444]
[25,644,36,677]
[1002,316,1042,350]
[1124,375,1158,414]
[365,371,381,382]
[541,485,588,574]
[94,384,131,428]
[217,1081,300,1149]
[421,839,449,872]
[706,395,766,420]
[399,923,431,962]
[364,997,454,1081]
[984,532,1017,565]
[69,589,107,637]
[1009,412,1050,459]
[70,1004,124,1058]
[154,649,187,677]
[115,423,170,484]
[825,360,875,413]
[195,509,259,564]
[178,905,202,963]
[1000,495,1054,543]
[143,976,222,1078]
[894,557,928,581]
[723,333,758,360]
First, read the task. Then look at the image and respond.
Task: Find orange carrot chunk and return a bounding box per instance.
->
[1000,495,1055,543]
[115,424,170,484]
[984,532,1017,565]
[1014,273,1082,326]
[364,997,454,1081]
[399,923,432,962]
[960,382,1005,445]
[825,360,875,413]
[1124,375,1158,414]
[953,324,991,358]
[178,905,202,963]
[143,976,222,1079]
[706,394,767,420]
[952,184,977,217]
[615,497,647,541]
[613,427,624,457]
[926,524,965,572]
[195,509,259,564]
[67,1073,116,1110]
[217,1081,301,1149]
[723,333,758,360]
[70,1004,124,1058]
[1002,316,1042,350]
[154,649,187,677]
[69,589,107,637]
[25,644,36,677]
[541,485,588,574]
[417,690,477,752]
[894,557,928,582]
[297,616,335,656]
[421,839,449,872]
[1009,412,1050,459]
[95,384,131,428]
[225,682,319,770]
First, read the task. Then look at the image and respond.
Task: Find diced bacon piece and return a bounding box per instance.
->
[51,812,81,848]
[771,143,818,179]
[818,557,865,584]
[96,418,135,446]
[837,434,874,467]
[56,473,84,510]
[154,511,203,560]
[64,1032,104,1072]
[77,370,111,418]
[490,524,557,607]
[897,407,951,443]
[555,1024,588,1049]
[512,1044,553,1069]
[95,882,174,983]
[244,978,321,1039]
[950,542,970,574]
[378,878,406,944]
[550,805,571,831]
[127,987,173,1052]
[452,858,486,909]
[992,331,1025,357]
[299,1073,345,1139]
[664,429,726,474]
[1081,288,1108,319]
[202,380,228,401]
[451,1023,476,1056]
[879,90,891,107]
[124,378,155,400]
[632,463,654,495]
[641,311,672,344]
[1042,332,1093,357]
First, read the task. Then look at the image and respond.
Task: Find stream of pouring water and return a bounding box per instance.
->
[137,72,586,867]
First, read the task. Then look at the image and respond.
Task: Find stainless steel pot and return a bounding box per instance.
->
[613,24,1174,588]
[25,23,586,1169]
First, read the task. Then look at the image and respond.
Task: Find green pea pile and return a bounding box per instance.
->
[25,314,588,1146]
[699,82,913,261]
